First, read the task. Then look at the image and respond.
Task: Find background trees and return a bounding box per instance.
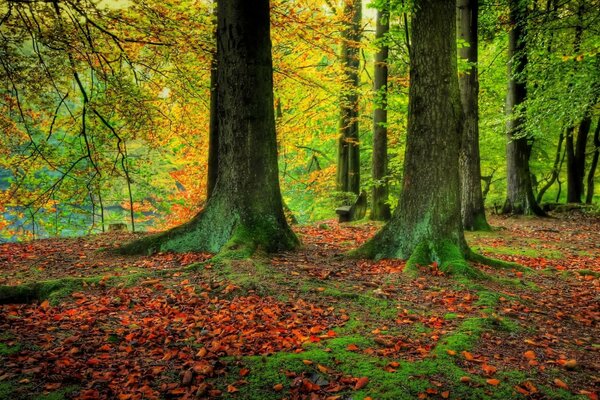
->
[0,0,599,242]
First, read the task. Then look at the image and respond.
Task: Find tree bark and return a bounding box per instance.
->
[357,0,479,277]
[566,117,591,203]
[457,0,490,231]
[502,0,545,216]
[585,119,599,204]
[122,0,297,255]
[337,0,361,194]
[371,0,391,221]
[207,3,218,199]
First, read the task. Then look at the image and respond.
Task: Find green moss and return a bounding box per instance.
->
[35,386,79,400]
[577,269,600,278]
[444,313,458,320]
[473,245,563,260]
[0,382,14,398]
[0,342,21,356]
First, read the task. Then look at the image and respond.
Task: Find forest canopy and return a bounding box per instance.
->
[0,0,598,241]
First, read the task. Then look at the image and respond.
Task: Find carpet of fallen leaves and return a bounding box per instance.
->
[0,213,598,399]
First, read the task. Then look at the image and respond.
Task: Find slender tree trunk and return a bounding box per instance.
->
[358,0,479,277]
[566,117,591,203]
[565,3,589,204]
[536,130,564,203]
[337,0,361,194]
[207,3,218,199]
[122,0,297,255]
[457,0,490,231]
[585,119,600,204]
[371,0,391,221]
[502,0,545,216]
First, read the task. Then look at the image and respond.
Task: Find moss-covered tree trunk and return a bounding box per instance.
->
[371,0,391,221]
[337,0,361,194]
[457,0,490,231]
[358,0,476,276]
[122,0,297,255]
[502,0,544,216]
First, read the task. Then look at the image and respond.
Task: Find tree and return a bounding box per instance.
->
[336,0,362,194]
[371,0,391,221]
[586,119,600,204]
[122,0,298,254]
[502,0,545,215]
[457,0,490,231]
[357,0,479,276]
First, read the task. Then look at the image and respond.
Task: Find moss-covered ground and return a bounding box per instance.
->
[0,215,598,399]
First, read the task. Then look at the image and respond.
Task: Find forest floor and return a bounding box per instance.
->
[0,214,598,400]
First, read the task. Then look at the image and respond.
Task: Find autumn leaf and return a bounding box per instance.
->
[524,350,536,360]
[554,379,569,390]
[346,344,360,351]
[354,377,369,390]
[272,383,284,392]
[486,379,501,386]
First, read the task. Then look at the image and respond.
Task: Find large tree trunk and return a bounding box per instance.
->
[206,2,218,199]
[371,0,391,221]
[336,0,361,194]
[457,0,490,231]
[502,0,544,216]
[122,0,297,255]
[358,0,479,277]
[586,119,600,204]
[566,117,591,203]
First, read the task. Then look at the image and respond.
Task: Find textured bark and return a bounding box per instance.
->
[536,130,564,203]
[358,0,476,277]
[207,39,218,199]
[502,0,544,216]
[122,0,297,255]
[337,0,361,194]
[586,119,600,204]
[566,117,591,203]
[565,4,589,204]
[371,1,391,221]
[457,0,489,231]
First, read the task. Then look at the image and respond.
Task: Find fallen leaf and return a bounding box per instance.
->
[354,377,369,390]
[554,379,568,390]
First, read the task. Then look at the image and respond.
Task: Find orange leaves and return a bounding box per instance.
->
[354,376,369,390]
[554,378,569,390]
[346,344,360,351]
[523,350,536,360]
[462,351,475,361]
[486,378,501,386]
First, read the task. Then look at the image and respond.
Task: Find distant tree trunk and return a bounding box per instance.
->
[585,119,600,204]
[502,0,544,216]
[566,117,591,203]
[371,0,391,221]
[337,0,361,194]
[357,0,481,277]
[122,0,297,255]
[207,2,218,199]
[536,130,564,203]
[457,0,490,231]
[565,3,589,204]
